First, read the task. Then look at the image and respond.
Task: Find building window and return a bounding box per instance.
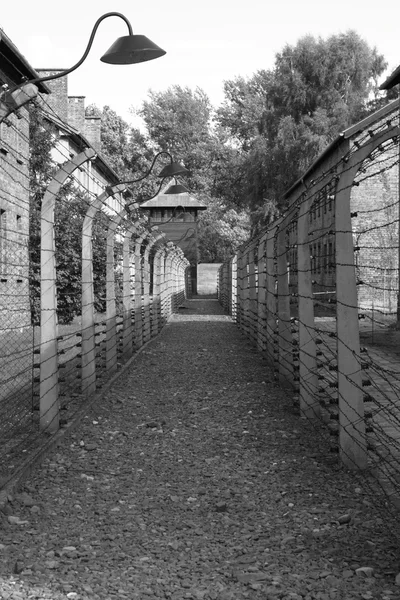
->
[317,243,321,273]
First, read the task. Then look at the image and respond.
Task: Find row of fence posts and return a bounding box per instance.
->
[218,125,400,472]
[38,149,189,434]
[218,225,368,472]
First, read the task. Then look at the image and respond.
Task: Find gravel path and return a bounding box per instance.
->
[1,299,399,600]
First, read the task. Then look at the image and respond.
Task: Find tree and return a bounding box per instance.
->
[137,85,233,195]
[197,202,251,263]
[86,104,158,201]
[136,85,251,259]
[216,31,388,230]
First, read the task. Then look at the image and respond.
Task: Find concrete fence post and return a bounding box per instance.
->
[152,246,165,335]
[40,148,96,433]
[81,183,125,396]
[231,255,238,322]
[257,234,267,351]
[134,229,151,349]
[142,230,164,344]
[335,125,398,469]
[248,243,257,344]
[297,191,319,419]
[265,223,278,365]
[276,219,293,387]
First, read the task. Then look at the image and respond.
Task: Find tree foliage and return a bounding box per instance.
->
[29,30,391,280]
[216,30,389,231]
[197,202,251,263]
[29,106,108,324]
[135,85,250,259]
[86,104,159,202]
[138,86,219,192]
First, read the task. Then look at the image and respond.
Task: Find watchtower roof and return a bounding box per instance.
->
[140,191,207,210]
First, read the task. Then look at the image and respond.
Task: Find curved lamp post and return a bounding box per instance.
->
[0,11,166,121]
[122,151,190,207]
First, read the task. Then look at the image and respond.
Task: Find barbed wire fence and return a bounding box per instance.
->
[219,99,400,526]
[0,102,189,490]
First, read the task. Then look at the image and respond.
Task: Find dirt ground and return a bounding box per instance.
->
[1,299,400,600]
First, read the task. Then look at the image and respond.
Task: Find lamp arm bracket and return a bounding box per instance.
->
[8,12,134,93]
[121,151,173,185]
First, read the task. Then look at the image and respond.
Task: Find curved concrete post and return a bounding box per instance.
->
[276,216,293,388]
[122,221,148,357]
[142,230,165,343]
[296,188,319,420]
[257,234,268,351]
[133,229,150,349]
[335,125,399,470]
[163,242,176,320]
[231,255,238,321]
[105,205,146,368]
[170,248,183,312]
[236,248,245,330]
[152,245,166,336]
[248,241,258,344]
[105,217,121,374]
[157,247,169,327]
[40,147,96,433]
[176,252,189,305]
[265,221,279,364]
[81,183,125,396]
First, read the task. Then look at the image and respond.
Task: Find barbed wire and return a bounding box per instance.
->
[218,99,400,534]
[0,102,189,489]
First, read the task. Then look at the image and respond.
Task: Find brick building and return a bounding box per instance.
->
[36,71,123,215]
[0,30,49,328]
[285,99,399,314]
[0,36,127,331]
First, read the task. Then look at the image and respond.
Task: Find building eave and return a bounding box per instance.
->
[0,29,50,93]
[379,64,400,90]
[42,109,120,184]
[284,99,399,200]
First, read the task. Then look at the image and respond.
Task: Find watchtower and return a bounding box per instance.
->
[140,187,207,295]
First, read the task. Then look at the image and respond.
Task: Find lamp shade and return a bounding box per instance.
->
[100,34,166,64]
[158,161,190,178]
[164,183,190,195]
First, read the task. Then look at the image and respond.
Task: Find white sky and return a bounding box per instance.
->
[1,0,399,129]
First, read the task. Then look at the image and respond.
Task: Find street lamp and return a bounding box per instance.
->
[0,11,166,120]
[122,151,189,187]
[164,179,191,194]
[116,152,189,210]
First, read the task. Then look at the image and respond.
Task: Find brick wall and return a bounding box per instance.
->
[0,109,31,328]
[36,70,68,121]
[67,96,86,132]
[84,115,102,152]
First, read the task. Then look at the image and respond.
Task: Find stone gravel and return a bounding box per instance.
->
[1,299,400,600]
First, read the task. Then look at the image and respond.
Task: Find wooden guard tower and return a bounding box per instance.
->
[139,188,207,295]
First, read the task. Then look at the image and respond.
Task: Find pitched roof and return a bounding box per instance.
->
[380,64,400,89]
[140,191,207,210]
[41,110,120,185]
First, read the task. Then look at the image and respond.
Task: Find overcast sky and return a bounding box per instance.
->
[1,0,399,128]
